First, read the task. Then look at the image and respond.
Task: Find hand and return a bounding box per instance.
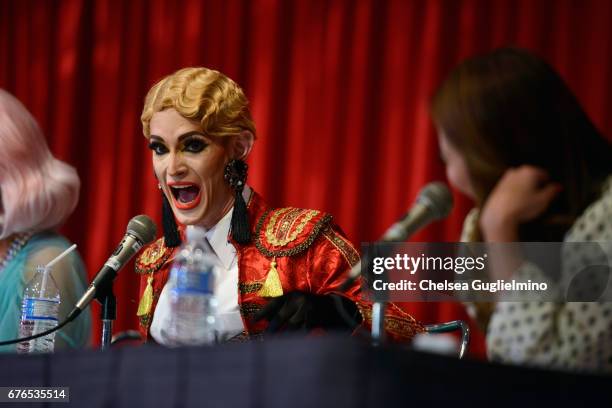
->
[480,165,562,242]
[253,292,360,333]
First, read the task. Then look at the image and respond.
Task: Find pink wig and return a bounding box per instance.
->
[0,89,80,239]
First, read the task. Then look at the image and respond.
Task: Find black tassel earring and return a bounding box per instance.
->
[224,159,250,244]
[161,190,182,248]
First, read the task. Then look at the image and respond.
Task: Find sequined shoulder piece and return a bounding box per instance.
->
[254,207,332,257]
[321,226,360,268]
[135,237,173,275]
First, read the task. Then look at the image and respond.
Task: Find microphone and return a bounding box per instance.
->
[67,215,157,322]
[380,182,453,242]
[342,182,453,286]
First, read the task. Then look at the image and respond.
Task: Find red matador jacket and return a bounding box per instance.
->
[135,190,424,342]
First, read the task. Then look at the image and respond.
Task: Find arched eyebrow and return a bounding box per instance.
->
[149,131,206,142]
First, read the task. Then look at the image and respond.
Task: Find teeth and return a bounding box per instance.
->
[170,185,194,189]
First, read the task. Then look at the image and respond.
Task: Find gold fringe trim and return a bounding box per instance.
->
[137,275,154,317]
[257,258,284,298]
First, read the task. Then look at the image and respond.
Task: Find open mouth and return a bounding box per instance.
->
[168,182,202,210]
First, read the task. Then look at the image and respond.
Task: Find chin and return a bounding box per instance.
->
[172,210,207,227]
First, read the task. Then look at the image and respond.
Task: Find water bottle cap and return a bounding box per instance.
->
[186,225,207,243]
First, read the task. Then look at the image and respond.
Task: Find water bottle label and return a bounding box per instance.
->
[21,298,60,321]
[173,267,213,294]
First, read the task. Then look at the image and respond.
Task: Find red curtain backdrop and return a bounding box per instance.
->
[2,0,611,355]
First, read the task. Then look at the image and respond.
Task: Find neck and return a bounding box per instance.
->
[201,190,236,230]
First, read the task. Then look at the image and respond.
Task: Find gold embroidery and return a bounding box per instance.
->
[240,302,263,317]
[258,258,284,298]
[239,281,264,295]
[139,314,151,329]
[358,304,425,339]
[274,208,301,242]
[135,238,172,275]
[137,275,154,317]
[322,227,360,267]
[254,210,333,258]
[140,242,165,264]
[265,209,319,247]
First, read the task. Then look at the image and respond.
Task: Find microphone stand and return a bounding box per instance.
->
[99,286,116,350]
[95,271,119,350]
[365,247,387,346]
[343,183,453,346]
[371,301,386,345]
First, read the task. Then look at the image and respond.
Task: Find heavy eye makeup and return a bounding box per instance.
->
[181,136,208,153]
[147,134,209,155]
[148,140,168,155]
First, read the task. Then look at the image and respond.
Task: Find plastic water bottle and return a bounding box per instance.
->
[16,266,60,353]
[167,226,218,346]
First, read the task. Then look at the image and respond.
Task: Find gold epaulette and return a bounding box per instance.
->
[135,237,172,275]
[135,237,173,320]
[253,208,332,298]
[254,207,332,258]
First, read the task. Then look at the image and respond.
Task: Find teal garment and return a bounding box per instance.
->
[0,232,91,352]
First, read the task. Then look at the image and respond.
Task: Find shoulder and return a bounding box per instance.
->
[135,237,174,275]
[567,175,612,241]
[26,231,73,252]
[24,231,82,264]
[252,206,360,266]
[23,231,86,281]
[253,207,333,258]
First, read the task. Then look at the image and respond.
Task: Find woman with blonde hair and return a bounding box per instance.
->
[135,67,423,343]
[0,89,91,351]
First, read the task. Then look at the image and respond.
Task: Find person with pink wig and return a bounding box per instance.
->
[0,89,91,352]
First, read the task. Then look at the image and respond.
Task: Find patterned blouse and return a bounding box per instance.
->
[462,176,612,372]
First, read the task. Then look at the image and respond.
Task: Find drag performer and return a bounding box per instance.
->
[135,67,423,343]
[0,89,90,352]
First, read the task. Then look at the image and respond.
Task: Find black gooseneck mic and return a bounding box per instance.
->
[67,214,157,322]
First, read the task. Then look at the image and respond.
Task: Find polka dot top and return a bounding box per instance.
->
[461,176,612,372]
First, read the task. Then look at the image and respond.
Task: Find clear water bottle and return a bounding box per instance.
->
[16,266,60,353]
[166,226,218,346]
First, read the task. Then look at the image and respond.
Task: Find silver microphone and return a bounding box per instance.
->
[343,183,453,285]
[380,182,453,241]
[68,215,157,320]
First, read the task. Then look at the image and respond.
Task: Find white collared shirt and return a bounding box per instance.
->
[150,188,251,345]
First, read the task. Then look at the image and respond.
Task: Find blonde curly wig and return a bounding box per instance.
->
[141,67,256,139]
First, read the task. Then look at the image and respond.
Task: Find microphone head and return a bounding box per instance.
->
[127,215,157,245]
[416,182,453,219]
